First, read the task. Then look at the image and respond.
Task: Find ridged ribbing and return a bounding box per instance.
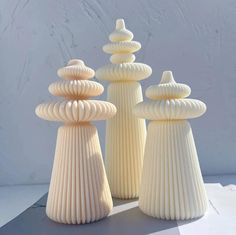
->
[46,124,113,224]
[139,120,208,220]
[36,59,116,224]
[103,41,141,54]
[36,100,116,122]
[145,82,191,99]
[57,61,95,80]
[96,63,152,82]
[105,82,146,199]
[48,80,104,98]
[134,99,206,120]
[96,19,151,199]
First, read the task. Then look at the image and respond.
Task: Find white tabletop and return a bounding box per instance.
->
[1,175,236,235]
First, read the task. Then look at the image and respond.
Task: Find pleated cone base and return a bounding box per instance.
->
[139,120,208,220]
[106,82,146,199]
[46,124,113,224]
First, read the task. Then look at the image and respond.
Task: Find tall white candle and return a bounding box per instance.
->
[134,71,208,220]
[35,59,116,224]
[96,19,152,199]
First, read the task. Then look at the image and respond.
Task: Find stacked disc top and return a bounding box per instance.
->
[35,59,116,122]
[134,71,206,120]
[96,19,152,81]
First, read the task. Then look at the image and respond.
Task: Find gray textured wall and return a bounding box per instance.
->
[1,0,236,185]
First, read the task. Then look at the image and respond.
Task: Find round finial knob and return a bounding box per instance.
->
[36,59,117,123]
[134,71,206,120]
[97,19,152,80]
[146,71,191,100]
[57,59,95,80]
[50,59,103,99]
[160,71,175,84]
[67,59,85,66]
[109,18,134,43]
[116,19,125,29]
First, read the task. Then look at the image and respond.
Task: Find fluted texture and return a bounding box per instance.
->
[46,124,113,224]
[36,59,116,224]
[49,80,104,98]
[57,59,95,80]
[36,100,116,122]
[135,71,208,220]
[103,41,141,54]
[96,63,152,82]
[96,19,152,199]
[134,99,206,120]
[146,82,191,99]
[105,82,146,199]
[139,121,208,220]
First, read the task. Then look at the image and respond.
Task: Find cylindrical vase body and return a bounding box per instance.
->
[105,81,146,199]
[46,124,113,224]
[139,120,208,220]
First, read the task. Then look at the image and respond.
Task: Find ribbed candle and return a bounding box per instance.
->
[96,19,152,199]
[134,71,208,220]
[35,59,116,224]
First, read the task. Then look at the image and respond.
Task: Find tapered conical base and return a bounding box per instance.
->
[105,82,146,199]
[46,124,113,224]
[139,120,208,220]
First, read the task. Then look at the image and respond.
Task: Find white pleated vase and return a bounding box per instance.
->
[35,59,116,224]
[96,19,152,199]
[46,124,113,224]
[139,120,208,220]
[134,71,208,220]
[105,82,146,199]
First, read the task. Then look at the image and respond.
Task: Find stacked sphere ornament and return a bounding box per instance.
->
[35,59,116,224]
[96,19,152,199]
[134,71,208,220]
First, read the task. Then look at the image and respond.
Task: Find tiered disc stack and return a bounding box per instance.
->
[134,71,208,220]
[35,59,116,224]
[96,19,152,199]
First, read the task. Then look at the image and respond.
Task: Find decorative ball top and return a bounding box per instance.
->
[96,19,152,81]
[134,71,206,120]
[160,70,175,83]
[116,19,125,30]
[109,19,133,42]
[145,71,191,100]
[67,59,85,66]
[51,59,101,99]
[36,59,117,123]
[57,59,95,80]
[103,18,141,64]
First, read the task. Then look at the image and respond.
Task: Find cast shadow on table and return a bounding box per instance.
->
[0,194,200,235]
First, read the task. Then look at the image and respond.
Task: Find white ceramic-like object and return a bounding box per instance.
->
[35,59,116,224]
[134,71,208,220]
[96,19,152,199]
